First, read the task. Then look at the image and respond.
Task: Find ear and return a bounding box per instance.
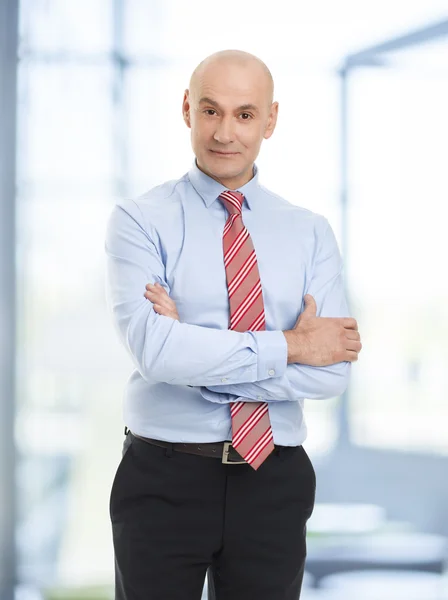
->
[263,101,279,140]
[182,89,191,128]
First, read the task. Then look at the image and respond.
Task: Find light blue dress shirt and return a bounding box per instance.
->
[104,160,351,446]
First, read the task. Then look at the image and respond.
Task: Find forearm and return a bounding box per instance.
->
[111,302,287,386]
[201,360,351,403]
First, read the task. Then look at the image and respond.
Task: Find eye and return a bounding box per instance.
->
[204,109,217,116]
[240,113,253,120]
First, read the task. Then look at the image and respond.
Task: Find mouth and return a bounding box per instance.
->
[209,150,239,156]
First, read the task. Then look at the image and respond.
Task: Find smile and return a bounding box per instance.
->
[210,150,239,156]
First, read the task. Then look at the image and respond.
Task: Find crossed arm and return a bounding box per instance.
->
[142,216,352,403]
[105,200,351,402]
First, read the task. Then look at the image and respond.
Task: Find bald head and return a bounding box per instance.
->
[189,50,274,106]
[182,49,278,190]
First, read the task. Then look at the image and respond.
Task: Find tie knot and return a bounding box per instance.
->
[218,190,244,216]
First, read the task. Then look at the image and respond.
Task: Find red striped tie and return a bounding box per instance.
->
[219,190,275,471]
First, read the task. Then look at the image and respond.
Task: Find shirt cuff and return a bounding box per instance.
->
[251,330,288,381]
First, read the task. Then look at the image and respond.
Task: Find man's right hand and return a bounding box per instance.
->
[283,294,362,366]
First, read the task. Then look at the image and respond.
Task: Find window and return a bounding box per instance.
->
[346,43,448,453]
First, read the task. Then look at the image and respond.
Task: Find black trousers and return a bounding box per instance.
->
[110,431,316,600]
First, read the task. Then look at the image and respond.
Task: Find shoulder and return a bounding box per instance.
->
[258,182,328,229]
[134,173,189,207]
[110,173,189,229]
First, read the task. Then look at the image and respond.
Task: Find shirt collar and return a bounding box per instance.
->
[188,159,260,210]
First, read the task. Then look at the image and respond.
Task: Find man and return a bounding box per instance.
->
[105,49,362,600]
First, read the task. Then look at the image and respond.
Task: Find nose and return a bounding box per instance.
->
[213,116,235,145]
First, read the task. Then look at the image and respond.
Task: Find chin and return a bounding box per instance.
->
[209,156,243,172]
[196,151,250,183]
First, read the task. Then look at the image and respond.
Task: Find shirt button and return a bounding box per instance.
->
[221,377,228,382]
[257,395,263,401]
[268,369,275,376]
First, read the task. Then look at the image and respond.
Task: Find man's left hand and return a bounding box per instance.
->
[144,283,180,321]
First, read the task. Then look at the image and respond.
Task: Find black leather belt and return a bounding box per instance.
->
[131,432,251,464]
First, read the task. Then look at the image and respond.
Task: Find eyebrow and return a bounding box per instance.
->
[198,97,259,113]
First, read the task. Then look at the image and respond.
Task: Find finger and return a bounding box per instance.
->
[346,339,362,352]
[144,286,172,303]
[153,304,169,317]
[345,350,359,362]
[346,330,361,341]
[145,291,175,311]
[343,318,358,330]
[153,304,174,317]
[146,282,168,296]
[156,297,177,313]
[153,304,179,321]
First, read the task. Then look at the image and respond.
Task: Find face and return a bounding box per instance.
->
[182,61,278,190]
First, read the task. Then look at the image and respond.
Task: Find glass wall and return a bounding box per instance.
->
[346,40,448,454]
[16,0,123,586]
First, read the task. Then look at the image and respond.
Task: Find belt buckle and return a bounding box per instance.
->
[222,441,246,464]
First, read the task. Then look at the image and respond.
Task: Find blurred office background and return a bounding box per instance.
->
[1,1,448,599]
